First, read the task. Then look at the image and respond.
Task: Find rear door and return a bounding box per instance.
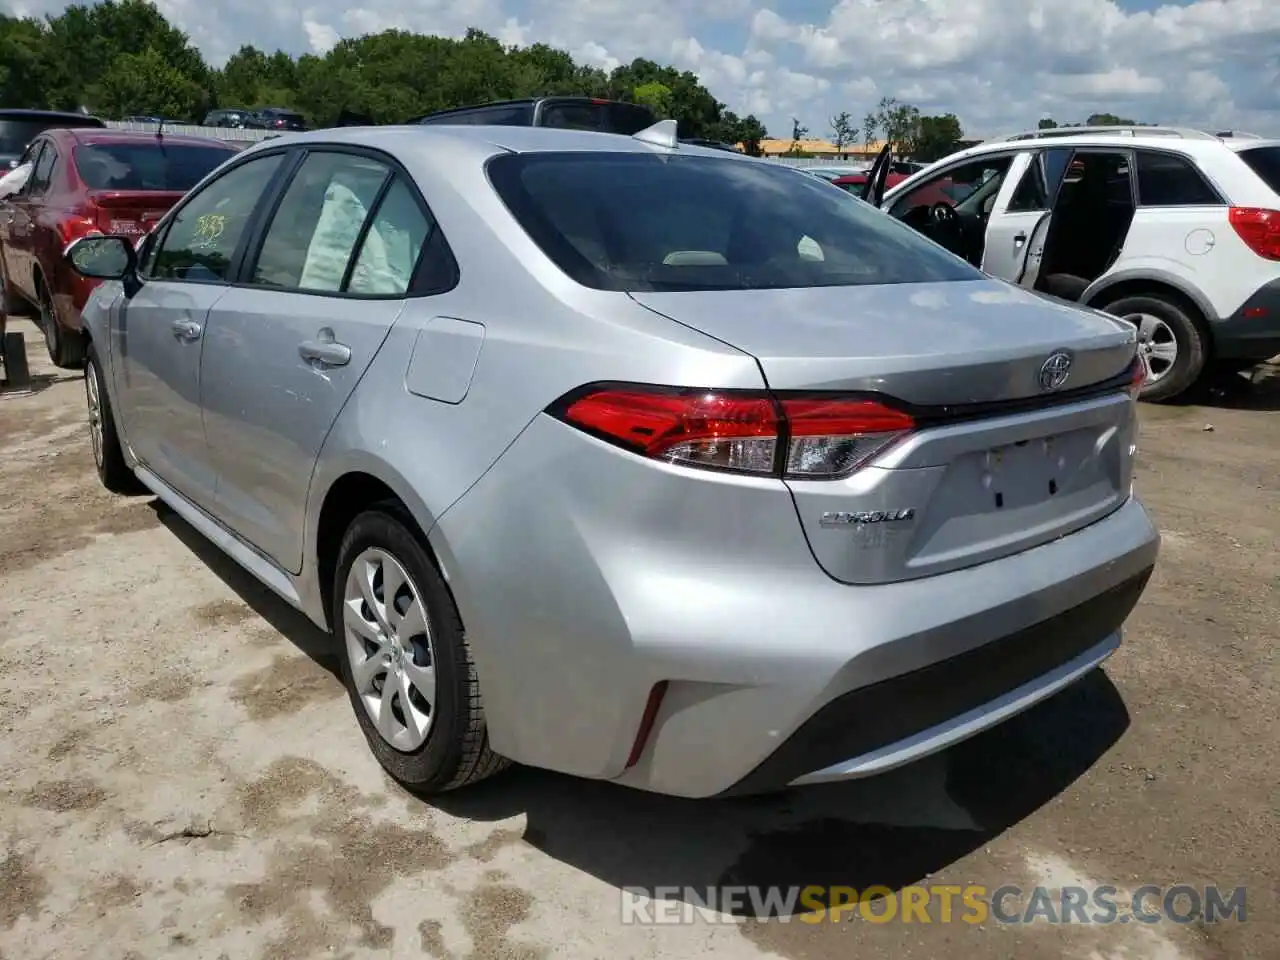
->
[200,147,441,573]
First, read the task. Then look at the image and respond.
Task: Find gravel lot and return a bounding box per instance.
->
[1,317,1276,960]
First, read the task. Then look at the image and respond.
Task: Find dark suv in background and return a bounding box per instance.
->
[414,96,657,134]
[0,108,105,169]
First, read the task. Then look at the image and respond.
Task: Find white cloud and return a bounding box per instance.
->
[9,0,1280,141]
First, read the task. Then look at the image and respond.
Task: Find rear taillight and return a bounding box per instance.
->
[552,385,915,479]
[1127,355,1147,398]
[56,211,100,246]
[1228,207,1280,260]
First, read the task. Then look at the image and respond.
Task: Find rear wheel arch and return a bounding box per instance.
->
[1085,275,1215,349]
[1089,280,1212,401]
[313,470,443,632]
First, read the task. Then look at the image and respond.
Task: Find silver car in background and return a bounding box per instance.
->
[65,121,1159,799]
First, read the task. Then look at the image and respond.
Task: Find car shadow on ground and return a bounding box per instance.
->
[428,673,1128,915]
[151,500,340,676]
[149,497,1129,917]
[0,371,66,398]
[1183,362,1280,411]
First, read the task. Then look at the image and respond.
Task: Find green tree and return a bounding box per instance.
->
[789,117,809,154]
[861,112,878,148]
[875,97,922,155]
[95,46,203,119]
[0,16,49,110]
[1086,112,1138,126]
[829,111,855,153]
[913,113,963,162]
[1038,117,1058,129]
[632,81,674,118]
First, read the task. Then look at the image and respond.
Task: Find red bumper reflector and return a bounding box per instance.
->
[625,681,669,769]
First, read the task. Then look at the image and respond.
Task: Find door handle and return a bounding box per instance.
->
[299,338,351,368]
[171,318,202,341]
[1013,232,1027,246]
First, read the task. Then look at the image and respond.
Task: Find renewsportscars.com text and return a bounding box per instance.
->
[620,884,1247,925]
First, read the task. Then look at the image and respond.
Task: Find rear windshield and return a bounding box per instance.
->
[538,101,656,135]
[74,142,234,191]
[486,152,979,292]
[1238,147,1280,195]
[0,117,101,155]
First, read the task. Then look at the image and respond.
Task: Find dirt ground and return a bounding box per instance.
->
[0,317,1276,960]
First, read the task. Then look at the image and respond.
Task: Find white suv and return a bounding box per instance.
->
[864,127,1280,401]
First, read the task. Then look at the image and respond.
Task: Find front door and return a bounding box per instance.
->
[201,150,436,572]
[114,151,288,510]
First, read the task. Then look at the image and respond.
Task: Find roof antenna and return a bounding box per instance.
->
[633,118,678,149]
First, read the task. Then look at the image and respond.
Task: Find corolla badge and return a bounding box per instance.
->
[820,508,915,527]
[1038,351,1073,392]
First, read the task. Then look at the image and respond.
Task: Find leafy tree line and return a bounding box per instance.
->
[0,0,769,147]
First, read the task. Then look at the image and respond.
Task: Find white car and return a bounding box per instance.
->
[864,127,1280,401]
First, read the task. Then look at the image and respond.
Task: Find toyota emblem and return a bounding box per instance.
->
[1038,351,1073,392]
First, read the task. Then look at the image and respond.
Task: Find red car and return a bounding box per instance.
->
[0,128,237,368]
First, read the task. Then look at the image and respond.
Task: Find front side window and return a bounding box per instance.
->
[150,152,284,283]
[250,151,391,292]
[1134,150,1221,206]
[889,156,1014,218]
[488,152,979,292]
[73,142,233,192]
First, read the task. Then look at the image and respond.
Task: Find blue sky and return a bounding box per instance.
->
[8,0,1280,139]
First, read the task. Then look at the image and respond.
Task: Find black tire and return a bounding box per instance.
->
[38,283,86,370]
[333,505,509,793]
[2,330,29,388]
[1102,293,1208,403]
[86,343,145,494]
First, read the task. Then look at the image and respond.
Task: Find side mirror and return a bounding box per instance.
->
[64,234,137,280]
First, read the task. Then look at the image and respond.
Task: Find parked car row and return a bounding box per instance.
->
[203,106,308,132]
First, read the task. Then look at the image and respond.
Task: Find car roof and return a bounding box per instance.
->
[248,123,751,162]
[47,128,238,148]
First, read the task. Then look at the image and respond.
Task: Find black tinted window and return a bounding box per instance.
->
[1238,147,1280,195]
[539,102,656,134]
[1007,159,1048,211]
[28,142,57,194]
[151,153,283,282]
[73,143,233,191]
[1135,151,1220,206]
[487,152,979,292]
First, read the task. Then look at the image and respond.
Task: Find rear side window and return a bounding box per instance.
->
[251,152,391,292]
[73,143,234,191]
[1237,147,1280,196]
[1134,151,1221,206]
[487,151,979,292]
[1007,158,1048,212]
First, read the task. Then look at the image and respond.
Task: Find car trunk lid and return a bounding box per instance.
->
[85,189,184,240]
[629,278,1141,584]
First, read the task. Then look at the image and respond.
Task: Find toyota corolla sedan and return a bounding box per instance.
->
[63,121,1159,799]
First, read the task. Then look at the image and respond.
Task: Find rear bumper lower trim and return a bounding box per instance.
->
[716,566,1153,797]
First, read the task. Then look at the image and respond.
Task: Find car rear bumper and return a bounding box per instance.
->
[1215,277,1280,361]
[433,414,1160,799]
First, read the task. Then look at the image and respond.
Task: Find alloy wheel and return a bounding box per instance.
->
[342,547,437,752]
[85,363,103,469]
[1126,313,1178,385]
